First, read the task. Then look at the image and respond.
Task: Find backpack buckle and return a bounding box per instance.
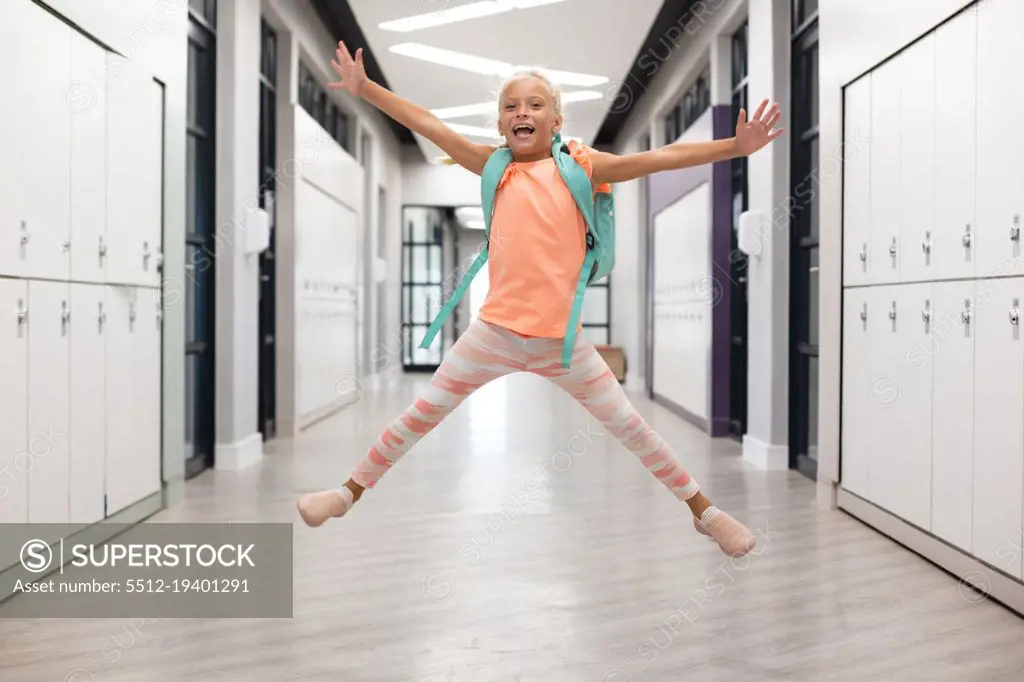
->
[585,233,595,249]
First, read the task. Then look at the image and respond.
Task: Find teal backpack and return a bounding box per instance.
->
[418,132,615,368]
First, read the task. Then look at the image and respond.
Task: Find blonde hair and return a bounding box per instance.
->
[438,68,563,165]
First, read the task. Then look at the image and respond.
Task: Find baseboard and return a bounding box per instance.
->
[214,432,263,471]
[838,488,1024,618]
[0,490,162,608]
[741,434,789,470]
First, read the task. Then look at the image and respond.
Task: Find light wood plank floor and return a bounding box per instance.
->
[3,372,1024,681]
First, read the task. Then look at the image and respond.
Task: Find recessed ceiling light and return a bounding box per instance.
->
[389,43,608,87]
[379,0,570,33]
[431,90,604,119]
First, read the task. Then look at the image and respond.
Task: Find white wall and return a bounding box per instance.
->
[817,0,975,501]
[262,0,406,436]
[36,0,188,503]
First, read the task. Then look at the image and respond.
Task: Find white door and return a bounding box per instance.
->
[0,279,28,523]
[139,79,164,288]
[842,75,872,287]
[930,281,976,553]
[104,286,136,516]
[134,292,162,502]
[933,9,977,281]
[869,59,902,285]
[0,0,28,278]
[840,287,872,498]
[27,281,71,524]
[17,1,73,281]
[70,33,108,284]
[70,284,107,525]
[106,57,160,286]
[972,275,1024,580]
[884,283,934,530]
[976,0,1024,277]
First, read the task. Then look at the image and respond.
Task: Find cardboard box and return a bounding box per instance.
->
[595,345,626,383]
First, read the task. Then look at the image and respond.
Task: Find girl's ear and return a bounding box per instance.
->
[552,114,563,134]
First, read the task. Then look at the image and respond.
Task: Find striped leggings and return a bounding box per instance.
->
[350,319,699,500]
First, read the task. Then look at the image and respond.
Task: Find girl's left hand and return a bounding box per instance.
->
[735,98,784,155]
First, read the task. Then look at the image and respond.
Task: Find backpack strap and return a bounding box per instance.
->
[418,147,512,351]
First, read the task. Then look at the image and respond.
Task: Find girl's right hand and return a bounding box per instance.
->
[328,41,369,98]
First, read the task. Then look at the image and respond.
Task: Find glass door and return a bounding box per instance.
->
[184,0,217,478]
[402,207,445,370]
[789,6,819,479]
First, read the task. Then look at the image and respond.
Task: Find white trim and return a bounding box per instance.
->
[742,433,789,470]
[215,432,264,471]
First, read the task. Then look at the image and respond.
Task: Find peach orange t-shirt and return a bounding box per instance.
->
[477,141,610,339]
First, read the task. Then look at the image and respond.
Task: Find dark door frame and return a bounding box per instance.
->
[258,17,277,440]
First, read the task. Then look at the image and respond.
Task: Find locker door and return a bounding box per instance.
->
[106,57,153,286]
[972,276,1024,579]
[933,10,977,281]
[70,284,106,525]
[0,279,29,523]
[27,281,70,524]
[139,80,164,288]
[840,287,873,498]
[930,281,976,553]
[70,33,108,284]
[21,2,72,281]
[898,35,935,284]
[869,59,902,284]
[884,283,934,530]
[0,0,29,278]
[842,75,872,287]
[133,293,162,503]
[104,286,136,516]
[976,0,1024,276]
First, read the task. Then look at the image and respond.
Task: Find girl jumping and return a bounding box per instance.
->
[297,41,784,558]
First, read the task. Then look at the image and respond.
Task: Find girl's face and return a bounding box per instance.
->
[497,76,562,158]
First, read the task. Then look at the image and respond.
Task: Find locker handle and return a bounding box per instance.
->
[98,235,107,264]
[19,220,28,245]
[859,303,867,323]
[859,243,867,262]
[960,300,972,325]
[1011,299,1020,326]
[922,300,931,324]
[16,299,27,326]
[98,302,106,333]
[61,301,70,336]
[1011,215,1020,243]
[889,237,897,258]
[888,301,897,321]
[62,240,71,252]
[922,231,931,255]
[962,224,972,248]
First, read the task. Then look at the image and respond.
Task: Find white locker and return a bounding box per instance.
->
[104,287,135,515]
[972,276,1024,580]
[70,33,108,284]
[27,281,70,524]
[930,281,976,553]
[134,293,162,502]
[0,0,28,278]
[106,58,163,287]
[869,58,902,284]
[898,35,935,284]
[842,75,872,287]
[840,287,873,497]
[976,0,1024,276]
[0,279,29,523]
[933,10,977,281]
[20,2,72,281]
[881,283,934,530]
[70,285,107,525]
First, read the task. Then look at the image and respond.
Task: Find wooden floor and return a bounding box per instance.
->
[3,372,1024,680]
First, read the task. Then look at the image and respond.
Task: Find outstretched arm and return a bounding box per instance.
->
[329,42,494,175]
[590,99,784,185]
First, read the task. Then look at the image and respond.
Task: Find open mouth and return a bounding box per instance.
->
[512,123,535,140]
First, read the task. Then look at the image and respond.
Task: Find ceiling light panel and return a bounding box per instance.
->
[389,43,608,86]
[378,0,571,33]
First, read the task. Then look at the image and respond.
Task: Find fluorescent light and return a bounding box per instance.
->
[379,0,570,33]
[389,43,608,86]
[464,220,486,230]
[431,90,604,119]
[445,122,502,139]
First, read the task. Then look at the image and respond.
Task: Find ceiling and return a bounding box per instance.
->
[321,0,666,162]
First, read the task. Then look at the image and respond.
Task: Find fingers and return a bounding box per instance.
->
[330,59,344,76]
[768,127,786,141]
[751,98,768,122]
[337,40,353,64]
[736,108,747,126]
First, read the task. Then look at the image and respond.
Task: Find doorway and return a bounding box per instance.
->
[729,20,750,439]
[257,18,277,440]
